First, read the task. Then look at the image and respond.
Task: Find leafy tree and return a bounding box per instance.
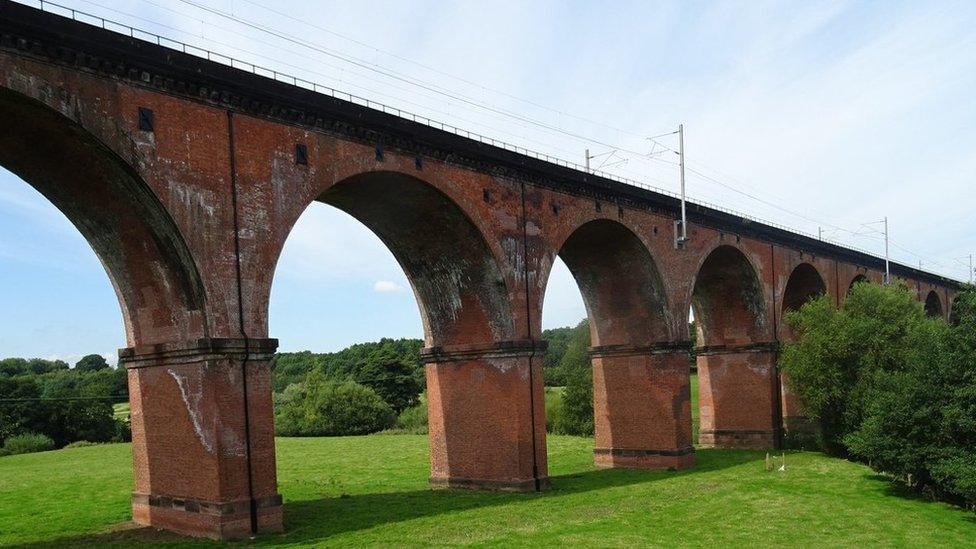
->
[543,320,590,386]
[0,377,48,445]
[549,321,593,436]
[353,351,422,414]
[75,354,109,372]
[274,371,395,436]
[0,358,28,377]
[780,283,928,454]
[784,283,976,508]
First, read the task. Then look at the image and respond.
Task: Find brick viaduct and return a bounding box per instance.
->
[0,2,963,539]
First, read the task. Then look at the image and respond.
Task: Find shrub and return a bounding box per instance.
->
[544,387,564,433]
[552,367,593,436]
[113,419,132,443]
[2,433,55,455]
[395,401,428,434]
[783,283,976,508]
[64,440,100,449]
[274,371,395,436]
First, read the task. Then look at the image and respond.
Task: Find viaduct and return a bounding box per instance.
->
[0,1,963,539]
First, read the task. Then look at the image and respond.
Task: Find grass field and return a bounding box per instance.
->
[1,435,974,547]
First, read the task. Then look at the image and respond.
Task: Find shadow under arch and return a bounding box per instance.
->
[690,245,767,346]
[782,263,828,314]
[0,87,207,346]
[924,290,944,318]
[306,170,515,347]
[544,218,693,470]
[690,245,777,449]
[554,219,671,346]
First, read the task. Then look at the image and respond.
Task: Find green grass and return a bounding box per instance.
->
[1,436,974,547]
[112,402,130,421]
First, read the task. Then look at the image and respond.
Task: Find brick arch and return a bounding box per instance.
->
[782,263,828,314]
[0,86,207,346]
[924,290,943,318]
[552,218,671,346]
[690,244,768,346]
[267,169,516,347]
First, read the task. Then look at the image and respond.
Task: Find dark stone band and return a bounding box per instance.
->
[589,341,692,358]
[695,342,779,356]
[700,429,779,436]
[421,339,548,363]
[119,337,279,368]
[132,492,282,516]
[593,446,694,457]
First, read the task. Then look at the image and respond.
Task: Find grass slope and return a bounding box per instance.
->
[1,436,973,547]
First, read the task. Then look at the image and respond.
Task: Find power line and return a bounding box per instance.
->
[24,0,969,281]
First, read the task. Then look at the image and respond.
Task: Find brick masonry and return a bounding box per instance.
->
[0,2,963,539]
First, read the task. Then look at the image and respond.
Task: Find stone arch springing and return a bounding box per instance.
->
[553,219,671,346]
[302,170,516,347]
[691,245,767,346]
[924,290,944,318]
[0,87,207,346]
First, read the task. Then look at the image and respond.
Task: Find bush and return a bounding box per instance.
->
[395,401,428,434]
[63,440,100,449]
[783,284,976,508]
[274,371,395,436]
[2,433,55,455]
[544,387,564,433]
[113,419,132,443]
[552,367,594,436]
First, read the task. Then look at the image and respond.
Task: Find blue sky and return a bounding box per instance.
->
[2,0,975,364]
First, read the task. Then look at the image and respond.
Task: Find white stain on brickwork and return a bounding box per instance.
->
[168,369,213,454]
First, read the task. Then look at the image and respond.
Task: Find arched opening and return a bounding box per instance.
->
[540,219,692,469]
[783,263,828,315]
[269,170,540,491]
[547,219,694,468]
[849,274,870,294]
[0,88,212,535]
[0,88,207,345]
[318,172,514,346]
[924,290,944,318]
[779,263,827,440]
[690,245,776,449]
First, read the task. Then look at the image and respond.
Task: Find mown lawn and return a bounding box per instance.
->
[1,435,974,547]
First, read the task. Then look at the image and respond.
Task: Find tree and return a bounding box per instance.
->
[550,321,594,436]
[780,283,928,454]
[353,351,422,414]
[274,371,395,436]
[75,354,109,372]
[783,283,976,507]
[0,377,48,445]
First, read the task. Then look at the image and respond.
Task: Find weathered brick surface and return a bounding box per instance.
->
[0,3,962,538]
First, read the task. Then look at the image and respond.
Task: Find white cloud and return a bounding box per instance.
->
[373,280,406,293]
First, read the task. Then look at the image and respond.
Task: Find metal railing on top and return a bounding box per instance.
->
[14,0,947,277]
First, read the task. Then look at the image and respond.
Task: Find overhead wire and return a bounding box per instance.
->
[36,0,969,281]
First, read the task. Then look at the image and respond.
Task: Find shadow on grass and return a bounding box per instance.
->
[19,449,763,547]
[862,472,976,521]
